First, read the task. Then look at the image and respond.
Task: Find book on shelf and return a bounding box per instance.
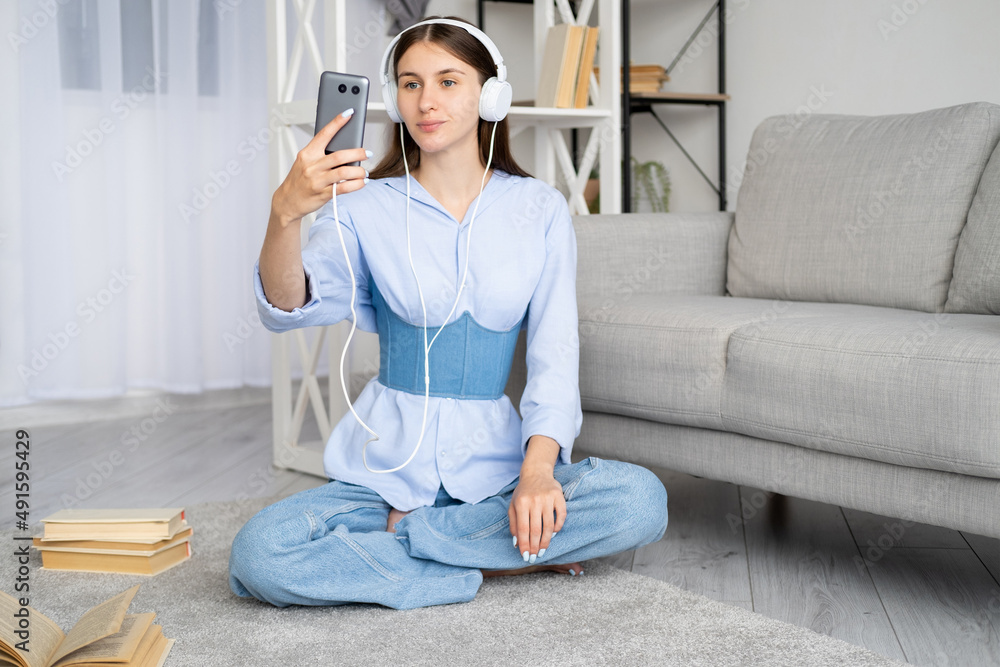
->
[0,584,175,667]
[594,62,670,94]
[536,23,600,109]
[537,23,583,108]
[40,509,186,542]
[572,26,600,108]
[33,508,192,576]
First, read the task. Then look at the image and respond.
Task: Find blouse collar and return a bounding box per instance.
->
[381,168,518,223]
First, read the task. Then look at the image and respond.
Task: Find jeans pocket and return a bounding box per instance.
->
[558,456,601,501]
[463,515,512,541]
[303,509,329,541]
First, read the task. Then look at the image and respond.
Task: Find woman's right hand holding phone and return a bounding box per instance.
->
[260,108,370,312]
[270,108,371,229]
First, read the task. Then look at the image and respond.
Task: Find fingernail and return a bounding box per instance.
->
[529,553,537,564]
[553,531,559,536]
[513,536,517,547]
[365,149,374,158]
[538,548,546,558]
[365,169,369,177]
[579,570,585,576]
[522,550,529,562]
[569,569,576,576]
[341,107,355,118]
[363,178,369,184]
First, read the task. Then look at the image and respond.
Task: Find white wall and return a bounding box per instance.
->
[424,0,1000,213]
[628,0,1000,212]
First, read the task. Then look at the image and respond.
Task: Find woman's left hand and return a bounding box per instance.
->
[508,468,566,563]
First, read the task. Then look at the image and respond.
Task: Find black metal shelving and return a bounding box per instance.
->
[477,0,534,27]
[623,0,728,212]
[477,1,726,213]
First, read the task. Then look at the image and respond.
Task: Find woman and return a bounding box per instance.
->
[228,15,668,611]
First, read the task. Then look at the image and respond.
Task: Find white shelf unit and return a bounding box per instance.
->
[264,0,621,477]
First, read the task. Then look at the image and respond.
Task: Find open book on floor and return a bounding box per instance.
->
[0,585,174,667]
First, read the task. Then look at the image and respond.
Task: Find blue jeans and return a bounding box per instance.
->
[228,456,668,610]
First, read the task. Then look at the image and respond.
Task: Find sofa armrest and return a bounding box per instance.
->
[572,211,734,301]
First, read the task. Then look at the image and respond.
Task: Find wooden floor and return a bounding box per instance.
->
[4,388,998,666]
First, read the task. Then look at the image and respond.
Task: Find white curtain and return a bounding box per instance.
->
[1,0,394,408]
[1,0,270,407]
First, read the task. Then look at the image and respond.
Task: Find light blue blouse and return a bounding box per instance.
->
[252,168,583,511]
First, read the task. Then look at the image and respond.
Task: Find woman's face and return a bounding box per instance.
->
[395,41,483,157]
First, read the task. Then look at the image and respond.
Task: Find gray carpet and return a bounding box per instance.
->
[5,492,912,666]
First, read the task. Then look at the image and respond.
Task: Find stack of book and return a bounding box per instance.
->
[594,62,671,94]
[32,508,192,576]
[534,23,600,108]
[0,584,174,666]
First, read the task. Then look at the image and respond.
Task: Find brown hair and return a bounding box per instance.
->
[367,15,532,180]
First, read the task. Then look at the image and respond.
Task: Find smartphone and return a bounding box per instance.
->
[315,71,369,165]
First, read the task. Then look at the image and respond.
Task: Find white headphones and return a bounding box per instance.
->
[379,17,513,123]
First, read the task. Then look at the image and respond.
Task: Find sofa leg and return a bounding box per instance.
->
[767,493,790,535]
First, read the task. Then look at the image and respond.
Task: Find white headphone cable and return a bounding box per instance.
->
[333,119,500,474]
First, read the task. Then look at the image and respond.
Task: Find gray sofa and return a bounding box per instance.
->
[509,101,1000,539]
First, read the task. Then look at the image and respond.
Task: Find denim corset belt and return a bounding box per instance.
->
[370,277,525,399]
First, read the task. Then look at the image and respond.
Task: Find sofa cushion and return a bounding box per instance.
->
[720,307,1000,478]
[574,212,733,302]
[946,136,1000,314]
[727,102,1000,313]
[578,295,887,431]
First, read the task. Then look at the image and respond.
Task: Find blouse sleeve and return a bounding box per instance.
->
[253,198,376,333]
[519,192,584,465]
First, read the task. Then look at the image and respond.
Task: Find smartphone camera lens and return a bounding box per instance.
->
[338,84,347,93]
[351,85,360,95]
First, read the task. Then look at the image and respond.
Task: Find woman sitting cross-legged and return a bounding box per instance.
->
[228,15,669,611]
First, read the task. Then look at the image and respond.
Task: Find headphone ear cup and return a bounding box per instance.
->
[479,76,512,122]
[382,80,401,124]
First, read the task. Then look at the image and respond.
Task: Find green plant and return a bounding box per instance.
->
[585,158,671,214]
[630,156,671,212]
[587,165,601,214]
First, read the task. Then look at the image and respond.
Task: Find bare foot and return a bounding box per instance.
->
[386,508,412,533]
[481,562,584,578]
